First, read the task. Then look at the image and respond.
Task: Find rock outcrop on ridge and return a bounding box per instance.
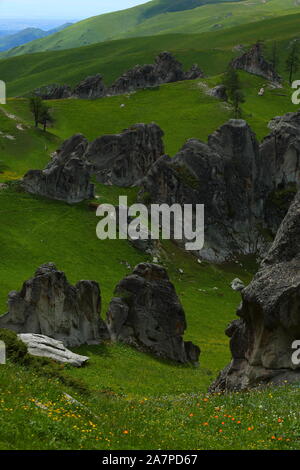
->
[18,333,89,367]
[109,52,204,95]
[34,84,72,100]
[0,263,108,348]
[231,42,281,83]
[22,134,95,203]
[73,74,107,99]
[139,112,300,262]
[106,263,200,364]
[210,190,300,391]
[33,52,204,100]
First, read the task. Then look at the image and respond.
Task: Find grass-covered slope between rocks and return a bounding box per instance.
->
[1,0,298,58]
[1,12,300,98]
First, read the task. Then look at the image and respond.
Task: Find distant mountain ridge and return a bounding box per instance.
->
[0,23,72,52]
[1,0,298,58]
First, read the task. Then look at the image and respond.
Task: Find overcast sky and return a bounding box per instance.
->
[0,0,149,20]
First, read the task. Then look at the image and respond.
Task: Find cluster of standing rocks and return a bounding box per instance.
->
[22,111,300,263]
[0,262,200,366]
[33,51,204,100]
[1,44,300,390]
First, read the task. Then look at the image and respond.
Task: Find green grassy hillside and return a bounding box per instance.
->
[1,12,300,98]
[1,0,298,58]
[1,13,300,448]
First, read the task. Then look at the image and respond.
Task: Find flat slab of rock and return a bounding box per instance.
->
[18,333,89,367]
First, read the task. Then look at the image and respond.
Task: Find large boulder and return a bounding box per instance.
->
[140,113,300,262]
[18,333,89,367]
[73,74,106,99]
[85,123,164,186]
[106,263,200,364]
[0,263,108,348]
[231,42,281,83]
[22,134,95,203]
[210,191,300,391]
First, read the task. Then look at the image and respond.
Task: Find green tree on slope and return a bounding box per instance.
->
[286,41,300,85]
[29,96,54,131]
[223,66,245,118]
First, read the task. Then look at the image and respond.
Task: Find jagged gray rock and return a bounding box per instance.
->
[33,52,204,101]
[231,42,281,83]
[0,263,108,348]
[208,84,228,101]
[73,74,106,99]
[34,84,72,100]
[210,191,300,391]
[18,333,89,366]
[85,123,164,186]
[22,134,95,203]
[106,263,200,364]
[140,112,300,262]
[109,52,204,95]
[231,278,245,292]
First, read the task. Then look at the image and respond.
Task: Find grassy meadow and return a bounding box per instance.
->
[0,7,300,450]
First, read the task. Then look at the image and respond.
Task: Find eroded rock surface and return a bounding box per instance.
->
[210,191,300,391]
[85,123,164,186]
[0,263,108,348]
[231,42,281,83]
[18,333,89,366]
[106,263,200,364]
[22,134,95,203]
[73,74,106,99]
[140,112,300,262]
[34,52,204,100]
[109,52,204,95]
[34,84,72,100]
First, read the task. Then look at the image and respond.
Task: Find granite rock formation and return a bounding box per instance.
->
[85,123,164,186]
[73,74,106,99]
[34,52,204,100]
[106,263,200,364]
[139,112,300,262]
[210,191,300,391]
[109,52,204,95]
[208,84,228,101]
[34,84,72,100]
[22,134,95,203]
[231,42,281,83]
[18,333,89,366]
[0,263,108,348]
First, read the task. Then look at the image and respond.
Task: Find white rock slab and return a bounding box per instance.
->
[18,333,89,367]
